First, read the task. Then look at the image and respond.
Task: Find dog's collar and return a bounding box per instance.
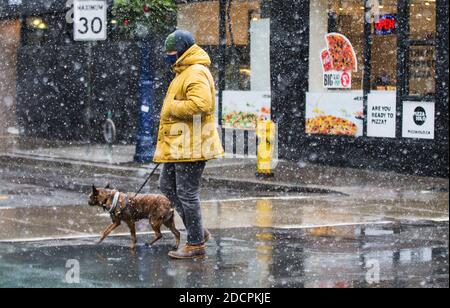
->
[109,192,120,214]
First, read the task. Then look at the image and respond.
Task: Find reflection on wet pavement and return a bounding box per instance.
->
[0,195,447,242]
[0,222,447,288]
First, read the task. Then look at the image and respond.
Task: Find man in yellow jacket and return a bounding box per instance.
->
[154,30,224,259]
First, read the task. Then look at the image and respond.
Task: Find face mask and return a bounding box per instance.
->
[165,54,178,65]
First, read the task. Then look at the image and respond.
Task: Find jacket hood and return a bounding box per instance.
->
[173,44,211,74]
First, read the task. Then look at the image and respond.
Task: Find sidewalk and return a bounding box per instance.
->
[1,142,448,196]
[0,142,448,243]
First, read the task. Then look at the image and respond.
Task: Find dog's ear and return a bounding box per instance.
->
[92,185,99,195]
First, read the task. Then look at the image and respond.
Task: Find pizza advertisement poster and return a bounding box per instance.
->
[221,91,271,130]
[320,33,358,89]
[306,92,364,137]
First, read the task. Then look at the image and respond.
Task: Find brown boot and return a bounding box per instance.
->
[168,244,206,260]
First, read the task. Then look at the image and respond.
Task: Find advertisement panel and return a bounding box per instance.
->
[320,33,358,89]
[306,92,364,137]
[367,92,397,138]
[222,91,271,130]
[402,102,435,140]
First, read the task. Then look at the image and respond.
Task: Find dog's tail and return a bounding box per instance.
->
[163,208,175,223]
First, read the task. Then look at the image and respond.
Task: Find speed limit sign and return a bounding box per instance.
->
[74,0,107,41]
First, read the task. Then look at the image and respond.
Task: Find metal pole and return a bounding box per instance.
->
[363,1,373,138]
[86,41,93,146]
[396,0,409,138]
[134,38,156,163]
[218,0,227,128]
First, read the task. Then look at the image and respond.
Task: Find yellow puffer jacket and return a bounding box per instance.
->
[153,44,224,163]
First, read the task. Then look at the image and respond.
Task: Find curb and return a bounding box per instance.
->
[202,177,343,195]
[0,153,343,195]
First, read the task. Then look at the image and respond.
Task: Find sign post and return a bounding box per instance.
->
[73,1,107,145]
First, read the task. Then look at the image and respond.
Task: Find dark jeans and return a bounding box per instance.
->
[159,162,206,245]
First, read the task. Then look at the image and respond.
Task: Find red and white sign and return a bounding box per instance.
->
[323,71,352,89]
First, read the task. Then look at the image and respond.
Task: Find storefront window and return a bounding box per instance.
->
[371,0,397,91]
[410,0,436,41]
[22,14,69,45]
[176,1,221,84]
[408,0,436,96]
[307,0,365,138]
[328,0,365,90]
[307,0,437,140]
[178,0,270,130]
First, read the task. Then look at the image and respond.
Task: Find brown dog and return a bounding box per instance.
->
[88,185,181,250]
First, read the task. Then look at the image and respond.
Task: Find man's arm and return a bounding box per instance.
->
[170,71,213,120]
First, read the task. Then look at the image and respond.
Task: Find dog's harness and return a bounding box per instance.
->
[105,192,130,219]
[110,192,120,214]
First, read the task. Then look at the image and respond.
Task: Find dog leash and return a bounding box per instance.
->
[134,163,161,198]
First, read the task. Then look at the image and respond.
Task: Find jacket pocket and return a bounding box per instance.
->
[162,123,187,137]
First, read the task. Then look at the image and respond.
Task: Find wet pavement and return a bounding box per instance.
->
[0,152,448,288]
[0,222,447,288]
[0,194,448,242]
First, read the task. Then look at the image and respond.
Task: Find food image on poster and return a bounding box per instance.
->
[321,49,333,72]
[320,33,358,89]
[306,115,358,136]
[222,91,271,129]
[325,33,358,72]
[306,92,364,137]
[223,111,264,129]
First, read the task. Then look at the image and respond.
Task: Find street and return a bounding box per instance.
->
[0,155,448,288]
[1,0,449,292]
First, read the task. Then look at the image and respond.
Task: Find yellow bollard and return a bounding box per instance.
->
[256,120,276,179]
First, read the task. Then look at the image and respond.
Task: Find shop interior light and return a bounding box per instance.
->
[29,17,48,30]
[32,18,42,27]
[240,68,251,76]
[250,10,261,22]
[37,22,48,30]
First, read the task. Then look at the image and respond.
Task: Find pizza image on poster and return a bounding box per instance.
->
[320,33,358,89]
[307,34,362,137]
[325,33,358,72]
[321,49,333,72]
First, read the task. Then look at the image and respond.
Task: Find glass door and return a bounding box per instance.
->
[397,0,436,139]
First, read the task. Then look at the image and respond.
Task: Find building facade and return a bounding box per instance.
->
[270,0,449,177]
[1,0,169,145]
[177,0,449,176]
[1,0,448,176]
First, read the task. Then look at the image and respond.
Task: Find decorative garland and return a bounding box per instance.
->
[112,0,176,38]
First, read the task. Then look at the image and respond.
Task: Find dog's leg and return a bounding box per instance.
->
[125,220,137,250]
[97,222,120,244]
[164,218,181,250]
[147,219,163,247]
